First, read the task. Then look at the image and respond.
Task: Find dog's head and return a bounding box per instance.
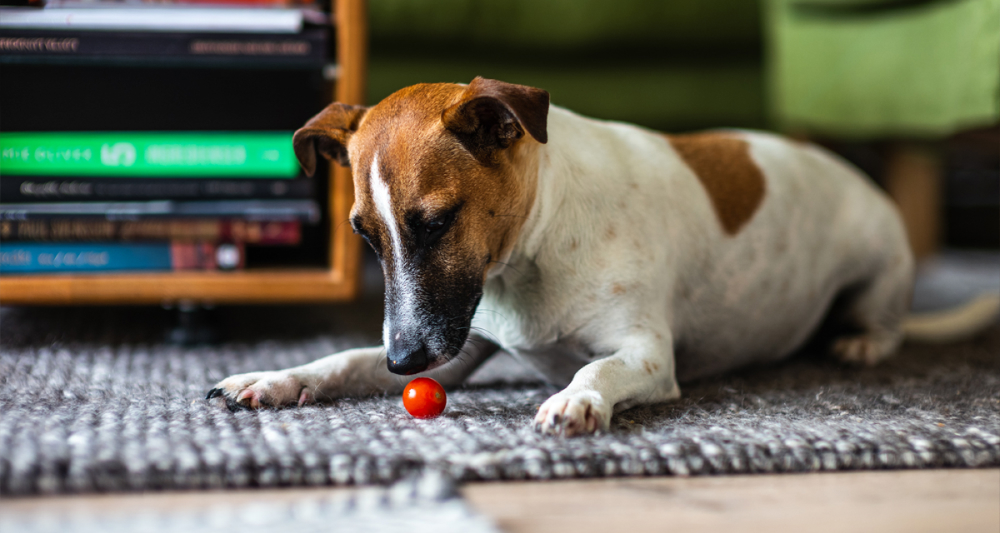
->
[294,77,549,375]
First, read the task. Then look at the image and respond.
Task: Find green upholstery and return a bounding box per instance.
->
[368,57,764,131]
[369,0,761,52]
[367,0,766,131]
[367,0,999,137]
[767,0,1000,139]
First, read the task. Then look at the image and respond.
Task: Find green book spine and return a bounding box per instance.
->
[0,132,300,178]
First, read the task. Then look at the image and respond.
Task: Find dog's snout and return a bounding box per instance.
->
[387,344,430,375]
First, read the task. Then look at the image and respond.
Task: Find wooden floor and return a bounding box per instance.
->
[462,469,1000,533]
[2,469,997,533]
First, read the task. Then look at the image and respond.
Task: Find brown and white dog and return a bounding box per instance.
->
[208,77,992,436]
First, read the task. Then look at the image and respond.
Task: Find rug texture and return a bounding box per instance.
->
[2,255,999,496]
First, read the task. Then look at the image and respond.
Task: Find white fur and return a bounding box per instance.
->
[370,152,420,352]
[474,107,913,433]
[369,153,401,348]
[370,153,402,267]
[214,104,915,436]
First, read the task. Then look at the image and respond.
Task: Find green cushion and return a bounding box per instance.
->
[767,0,1000,138]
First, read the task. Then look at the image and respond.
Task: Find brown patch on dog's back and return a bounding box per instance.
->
[666,133,766,235]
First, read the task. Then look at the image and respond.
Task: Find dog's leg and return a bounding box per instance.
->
[832,252,914,366]
[207,336,500,409]
[534,327,680,436]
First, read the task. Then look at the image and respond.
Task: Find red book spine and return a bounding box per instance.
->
[169,241,244,270]
[2,219,300,245]
[220,220,300,245]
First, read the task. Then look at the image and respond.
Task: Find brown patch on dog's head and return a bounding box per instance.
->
[666,133,766,235]
[295,78,549,375]
[442,76,548,165]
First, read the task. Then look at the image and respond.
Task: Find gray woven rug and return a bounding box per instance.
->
[2,254,999,496]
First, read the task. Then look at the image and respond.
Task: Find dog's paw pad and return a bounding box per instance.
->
[207,371,307,410]
[534,390,610,437]
[831,334,897,366]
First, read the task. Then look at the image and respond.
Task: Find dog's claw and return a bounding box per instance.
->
[535,390,610,437]
[206,388,222,400]
[224,397,243,412]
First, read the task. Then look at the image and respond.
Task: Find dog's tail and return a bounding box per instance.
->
[903,293,1000,343]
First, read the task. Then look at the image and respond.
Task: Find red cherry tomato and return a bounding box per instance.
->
[402,377,447,419]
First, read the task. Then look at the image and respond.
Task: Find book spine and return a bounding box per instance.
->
[170,241,244,271]
[0,242,172,273]
[0,131,300,178]
[2,177,314,202]
[0,199,320,222]
[0,27,326,67]
[0,241,244,273]
[0,219,301,245]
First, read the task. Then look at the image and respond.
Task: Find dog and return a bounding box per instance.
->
[208,77,994,436]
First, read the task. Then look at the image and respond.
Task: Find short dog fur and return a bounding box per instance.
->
[210,77,918,436]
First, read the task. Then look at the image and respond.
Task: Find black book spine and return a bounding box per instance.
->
[0,199,321,222]
[0,177,314,202]
[0,27,327,68]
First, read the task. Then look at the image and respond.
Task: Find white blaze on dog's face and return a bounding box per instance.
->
[293,78,549,375]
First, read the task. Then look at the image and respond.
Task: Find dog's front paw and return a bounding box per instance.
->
[534,389,611,437]
[206,371,313,411]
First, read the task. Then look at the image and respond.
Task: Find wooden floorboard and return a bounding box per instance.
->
[462,468,1000,533]
[2,469,997,532]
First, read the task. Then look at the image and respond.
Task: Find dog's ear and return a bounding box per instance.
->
[442,77,549,164]
[293,103,369,176]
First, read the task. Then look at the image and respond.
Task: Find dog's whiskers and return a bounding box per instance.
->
[469,326,503,345]
[474,307,509,321]
[487,259,524,277]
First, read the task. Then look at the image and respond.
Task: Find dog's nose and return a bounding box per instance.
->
[387,344,429,375]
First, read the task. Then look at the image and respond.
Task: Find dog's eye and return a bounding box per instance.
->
[417,211,457,249]
[425,218,446,234]
[423,217,449,243]
[351,223,381,256]
[408,204,462,252]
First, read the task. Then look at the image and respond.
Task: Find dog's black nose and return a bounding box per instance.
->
[387,344,429,375]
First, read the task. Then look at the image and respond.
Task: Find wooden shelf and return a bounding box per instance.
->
[0,0,367,306]
[0,269,353,304]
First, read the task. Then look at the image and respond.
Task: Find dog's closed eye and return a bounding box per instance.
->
[410,204,461,249]
[351,217,383,256]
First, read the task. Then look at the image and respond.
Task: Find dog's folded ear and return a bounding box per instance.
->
[442,77,549,164]
[293,103,369,176]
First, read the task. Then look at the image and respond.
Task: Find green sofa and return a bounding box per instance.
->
[367,0,767,132]
[768,0,1000,139]
[367,0,1000,139]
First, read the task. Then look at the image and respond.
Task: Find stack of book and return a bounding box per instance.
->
[0,0,331,274]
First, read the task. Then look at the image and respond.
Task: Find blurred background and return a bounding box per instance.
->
[0,0,997,305]
[367,0,1000,256]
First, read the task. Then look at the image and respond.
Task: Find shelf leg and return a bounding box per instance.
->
[166,300,219,345]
